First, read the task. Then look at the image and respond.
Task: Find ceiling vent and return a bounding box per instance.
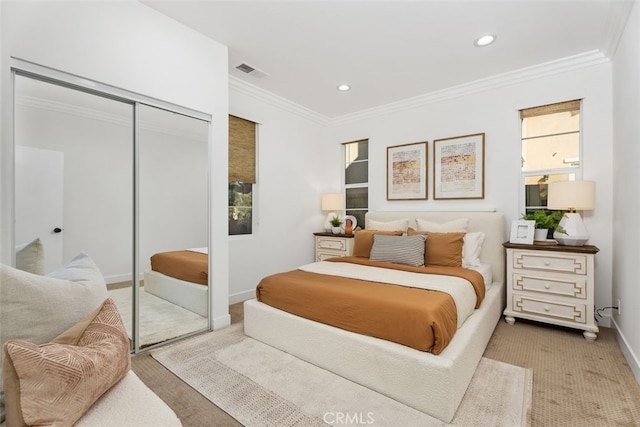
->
[234,63,269,79]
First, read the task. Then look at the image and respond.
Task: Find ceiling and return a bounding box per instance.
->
[144,1,633,119]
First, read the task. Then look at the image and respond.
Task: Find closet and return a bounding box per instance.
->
[12,64,211,352]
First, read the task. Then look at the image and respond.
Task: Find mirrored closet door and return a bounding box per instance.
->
[138,104,209,347]
[13,70,211,352]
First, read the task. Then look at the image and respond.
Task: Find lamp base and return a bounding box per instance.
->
[554,212,590,246]
[553,233,589,246]
[324,212,336,232]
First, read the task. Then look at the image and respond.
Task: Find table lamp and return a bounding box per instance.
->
[321,193,343,232]
[547,180,595,246]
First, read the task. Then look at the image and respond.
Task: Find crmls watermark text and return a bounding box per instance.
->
[323,411,375,425]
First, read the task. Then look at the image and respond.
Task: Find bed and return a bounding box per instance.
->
[143,249,208,317]
[244,211,505,422]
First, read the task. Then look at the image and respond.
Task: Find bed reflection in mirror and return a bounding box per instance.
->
[137,104,209,347]
[14,74,210,351]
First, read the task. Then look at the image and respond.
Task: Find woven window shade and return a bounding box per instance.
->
[229,115,256,183]
[520,99,581,119]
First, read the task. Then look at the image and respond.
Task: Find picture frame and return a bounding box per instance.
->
[509,220,535,244]
[433,133,485,200]
[386,141,428,200]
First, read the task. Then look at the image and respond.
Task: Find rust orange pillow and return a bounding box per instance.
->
[408,229,465,267]
[353,230,404,258]
[2,298,130,427]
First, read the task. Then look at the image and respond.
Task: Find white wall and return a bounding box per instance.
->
[15,98,134,280]
[228,81,334,303]
[0,1,230,328]
[612,0,640,382]
[329,64,615,324]
[139,115,209,275]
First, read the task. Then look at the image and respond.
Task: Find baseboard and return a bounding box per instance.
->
[212,313,231,330]
[229,289,256,305]
[104,272,144,285]
[611,316,640,386]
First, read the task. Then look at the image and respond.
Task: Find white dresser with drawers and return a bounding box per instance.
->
[313,232,354,261]
[503,242,600,340]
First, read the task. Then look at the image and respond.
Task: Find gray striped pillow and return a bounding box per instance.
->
[369,234,426,267]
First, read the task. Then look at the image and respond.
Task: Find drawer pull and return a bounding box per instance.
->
[544,261,551,266]
[544,283,551,290]
[544,305,551,312]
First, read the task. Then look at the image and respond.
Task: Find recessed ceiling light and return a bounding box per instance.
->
[474,34,497,47]
[337,84,351,92]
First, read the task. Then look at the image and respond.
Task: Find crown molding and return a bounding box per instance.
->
[19,49,613,136]
[601,0,635,59]
[229,51,609,128]
[17,95,130,127]
[229,76,331,126]
[16,95,207,142]
[330,50,610,127]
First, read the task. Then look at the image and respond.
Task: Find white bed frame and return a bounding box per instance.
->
[244,211,506,422]
[143,270,208,317]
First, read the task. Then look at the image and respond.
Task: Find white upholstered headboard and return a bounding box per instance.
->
[365,211,506,285]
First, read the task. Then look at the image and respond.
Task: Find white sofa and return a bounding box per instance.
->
[1,249,181,426]
[73,371,181,426]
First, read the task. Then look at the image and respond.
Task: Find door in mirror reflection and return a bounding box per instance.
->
[14,75,134,349]
[14,74,211,352]
[137,104,209,347]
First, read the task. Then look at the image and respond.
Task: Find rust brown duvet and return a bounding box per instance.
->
[256,257,484,354]
[150,250,208,286]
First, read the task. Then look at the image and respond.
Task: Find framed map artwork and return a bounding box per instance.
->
[433,133,485,200]
[386,141,427,200]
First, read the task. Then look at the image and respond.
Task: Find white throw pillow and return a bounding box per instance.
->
[462,232,485,267]
[415,218,469,232]
[0,252,108,423]
[367,218,410,233]
[15,238,45,275]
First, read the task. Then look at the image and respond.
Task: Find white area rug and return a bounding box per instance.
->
[108,287,207,347]
[152,323,532,426]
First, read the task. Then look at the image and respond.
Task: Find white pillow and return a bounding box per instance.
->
[415,218,469,232]
[367,218,410,233]
[15,238,44,276]
[0,252,109,423]
[462,232,485,267]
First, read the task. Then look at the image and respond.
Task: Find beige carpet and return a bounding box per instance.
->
[484,318,640,426]
[108,287,208,347]
[151,323,532,426]
[133,304,640,426]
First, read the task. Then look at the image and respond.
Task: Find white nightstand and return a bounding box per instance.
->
[503,242,600,341]
[313,232,354,261]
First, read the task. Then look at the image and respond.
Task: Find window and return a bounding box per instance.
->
[229,115,256,235]
[228,182,252,235]
[520,100,581,214]
[344,139,368,228]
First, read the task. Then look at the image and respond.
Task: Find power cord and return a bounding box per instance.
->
[595,306,618,319]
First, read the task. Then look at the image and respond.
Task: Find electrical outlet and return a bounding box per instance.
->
[618,299,621,315]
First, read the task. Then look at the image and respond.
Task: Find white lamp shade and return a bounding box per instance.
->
[321,193,343,211]
[547,181,595,211]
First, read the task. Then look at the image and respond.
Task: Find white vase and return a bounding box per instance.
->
[534,228,549,241]
[331,227,342,234]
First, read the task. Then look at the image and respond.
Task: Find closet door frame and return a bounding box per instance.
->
[7,58,212,353]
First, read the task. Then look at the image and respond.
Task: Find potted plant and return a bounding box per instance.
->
[330,216,343,234]
[522,210,565,240]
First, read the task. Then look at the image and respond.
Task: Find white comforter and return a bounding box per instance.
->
[187,247,208,254]
[299,261,477,328]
